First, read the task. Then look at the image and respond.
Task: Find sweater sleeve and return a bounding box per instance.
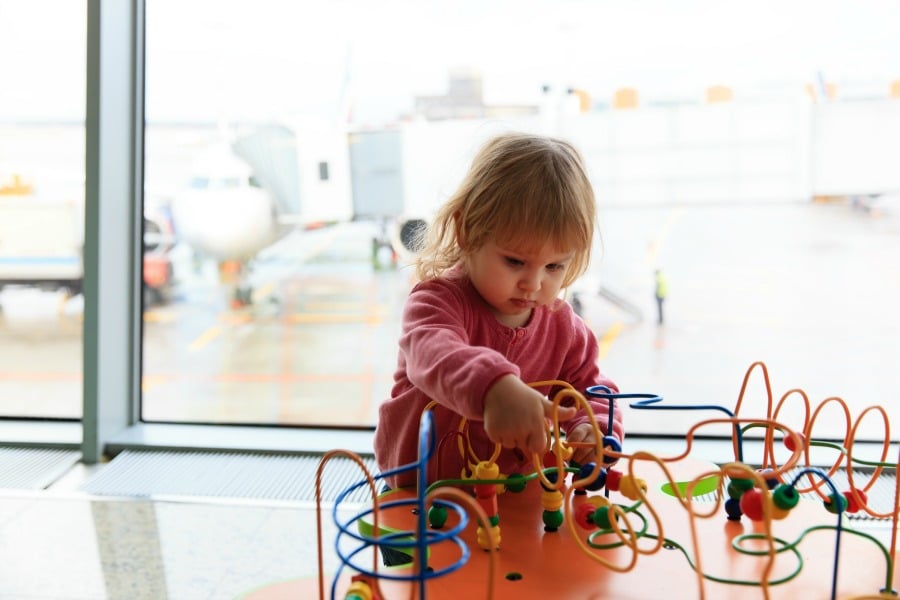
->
[399,280,518,421]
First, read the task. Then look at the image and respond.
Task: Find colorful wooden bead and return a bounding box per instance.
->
[578,462,607,491]
[739,488,765,521]
[606,468,623,491]
[772,484,800,510]
[783,431,806,451]
[602,435,622,464]
[542,509,564,530]
[824,492,848,515]
[505,472,527,493]
[618,475,648,501]
[428,505,448,528]
[724,498,743,521]
[843,489,868,513]
[574,503,596,529]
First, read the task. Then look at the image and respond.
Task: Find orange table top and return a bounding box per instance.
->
[247,457,899,599]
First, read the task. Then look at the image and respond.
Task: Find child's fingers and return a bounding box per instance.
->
[541,398,576,421]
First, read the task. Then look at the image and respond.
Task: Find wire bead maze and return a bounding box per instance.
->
[314,360,900,599]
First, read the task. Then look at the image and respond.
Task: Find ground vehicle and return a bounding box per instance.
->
[0,174,174,305]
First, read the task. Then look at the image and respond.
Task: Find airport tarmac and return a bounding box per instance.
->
[1,199,899,444]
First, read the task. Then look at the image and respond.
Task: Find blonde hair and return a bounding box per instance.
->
[414,132,597,288]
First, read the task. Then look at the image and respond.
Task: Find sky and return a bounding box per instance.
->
[2,0,900,124]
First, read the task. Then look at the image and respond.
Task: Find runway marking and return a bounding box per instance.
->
[287,312,384,325]
[143,308,177,323]
[251,282,277,304]
[597,320,623,360]
[646,206,686,268]
[0,372,80,381]
[189,325,222,352]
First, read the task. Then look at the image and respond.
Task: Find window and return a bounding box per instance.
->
[8,1,898,453]
[0,0,87,420]
[137,0,900,442]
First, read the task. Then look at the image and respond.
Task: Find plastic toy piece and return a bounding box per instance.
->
[291,361,900,600]
[473,461,501,550]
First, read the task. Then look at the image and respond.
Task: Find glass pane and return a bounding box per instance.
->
[142,1,900,441]
[0,1,86,419]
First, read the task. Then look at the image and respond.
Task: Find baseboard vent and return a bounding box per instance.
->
[79,449,380,504]
[0,447,81,489]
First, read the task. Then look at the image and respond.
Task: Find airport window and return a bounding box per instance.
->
[132,0,900,444]
[0,1,86,420]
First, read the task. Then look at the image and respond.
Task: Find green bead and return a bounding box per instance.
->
[824,492,848,514]
[727,481,747,499]
[542,510,564,529]
[505,473,527,493]
[428,505,448,528]
[772,484,800,510]
[591,506,616,529]
[729,478,754,492]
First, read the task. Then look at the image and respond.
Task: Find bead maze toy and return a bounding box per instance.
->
[247,361,900,599]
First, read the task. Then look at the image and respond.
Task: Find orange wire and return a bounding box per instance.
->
[315,449,384,600]
[357,361,900,597]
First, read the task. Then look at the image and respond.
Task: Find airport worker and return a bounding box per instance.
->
[375,132,624,490]
[654,269,668,325]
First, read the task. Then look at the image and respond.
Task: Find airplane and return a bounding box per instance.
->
[167,118,355,307]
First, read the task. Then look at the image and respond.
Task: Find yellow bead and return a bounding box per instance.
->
[586,495,611,509]
[477,524,501,549]
[619,476,648,501]
[541,489,563,511]
[346,580,373,600]
[475,461,500,480]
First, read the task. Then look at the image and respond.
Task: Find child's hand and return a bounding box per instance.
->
[566,423,600,465]
[483,375,577,457]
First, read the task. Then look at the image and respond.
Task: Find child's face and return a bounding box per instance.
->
[465,239,574,328]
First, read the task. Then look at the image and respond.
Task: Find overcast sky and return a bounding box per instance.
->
[2,0,900,123]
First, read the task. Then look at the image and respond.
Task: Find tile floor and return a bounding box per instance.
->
[0,463,366,600]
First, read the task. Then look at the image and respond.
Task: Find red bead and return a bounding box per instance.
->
[739,488,765,521]
[783,432,805,452]
[574,503,596,529]
[474,483,495,499]
[606,468,622,491]
[843,489,868,513]
[475,494,498,517]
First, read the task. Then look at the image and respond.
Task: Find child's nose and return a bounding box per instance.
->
[519,271,540,292]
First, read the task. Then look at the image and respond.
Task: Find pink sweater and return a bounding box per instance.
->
[375,271,623,489]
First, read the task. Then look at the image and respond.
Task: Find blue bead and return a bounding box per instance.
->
[578,462,607,491]
[540,468,559,491]
[724,498,743,521]
[756,468,778,489]
[602,436,622,464]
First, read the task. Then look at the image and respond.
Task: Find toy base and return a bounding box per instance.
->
[245,458,900,599]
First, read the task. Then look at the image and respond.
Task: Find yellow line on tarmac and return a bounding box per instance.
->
[288,312,384,325]
[189,325,222,352]
[251,282,277,304]
[597,321,623,360]
[646,206,685,268]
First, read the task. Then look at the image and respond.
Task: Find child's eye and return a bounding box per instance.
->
[505,257,524,267]
[547,263,565,272]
